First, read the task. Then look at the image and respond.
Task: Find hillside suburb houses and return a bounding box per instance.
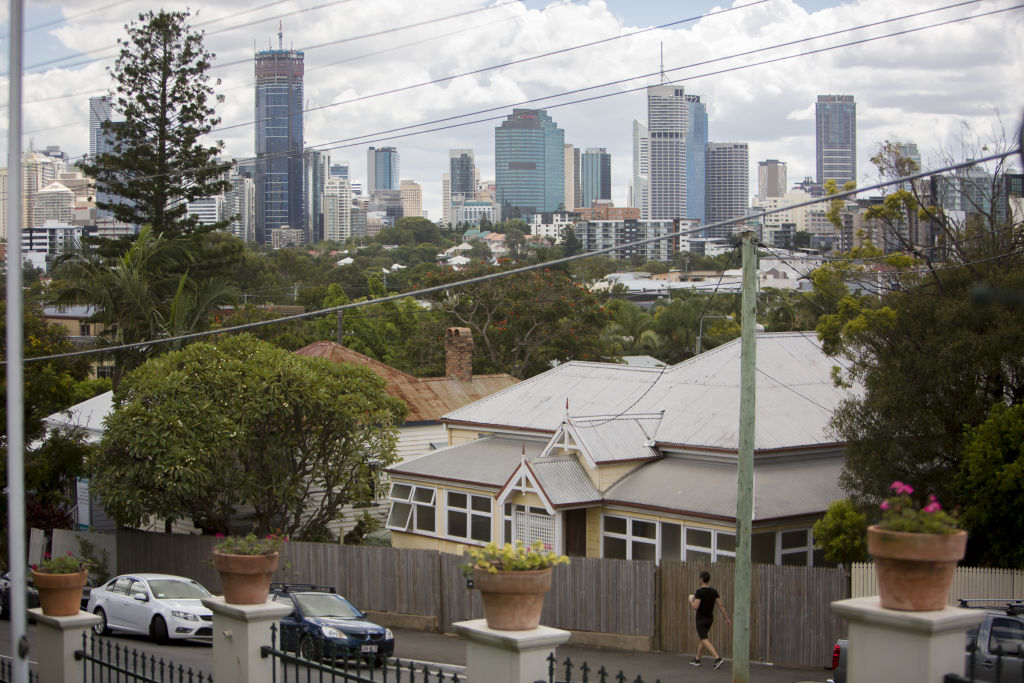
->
[385,331,856,566]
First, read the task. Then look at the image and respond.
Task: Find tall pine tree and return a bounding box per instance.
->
[83,10,228,237]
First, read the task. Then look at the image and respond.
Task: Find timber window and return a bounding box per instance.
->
[446,491,492,543]
[386,483,436,533]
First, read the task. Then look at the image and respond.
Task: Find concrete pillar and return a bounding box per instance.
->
[832,596,985,683]
[202,596,292,683]
[453,619,571,683]
[29,608,101,683]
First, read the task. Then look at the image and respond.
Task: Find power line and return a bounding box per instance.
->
[63,1,1015,181]
[11,150,1017,366]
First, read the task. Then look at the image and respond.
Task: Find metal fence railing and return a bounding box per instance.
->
[74,632,213,683]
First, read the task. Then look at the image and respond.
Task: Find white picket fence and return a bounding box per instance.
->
[852,562,1024,605]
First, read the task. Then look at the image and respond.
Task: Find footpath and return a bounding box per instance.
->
[391,628,830,683]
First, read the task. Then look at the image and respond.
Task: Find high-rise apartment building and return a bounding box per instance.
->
[449,150,476,200]
[330,162,349,179]
[757,160,787,201]
[815,94,856,187]
[323,176,352,242]
[494,109,565,219]
[705,142,750,237]
[630,120,649,219]
[563,144,581,210]
[647,85,707,222]
[224,171,255,242]
[581,148,611,209]
[366,147,399,192]
[88,96,112,160]
[399,179,423,218]
[254,32,305,244]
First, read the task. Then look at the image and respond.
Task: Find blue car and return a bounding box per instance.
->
[270,583,394,667]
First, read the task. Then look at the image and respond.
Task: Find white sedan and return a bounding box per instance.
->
[86,573,213,643]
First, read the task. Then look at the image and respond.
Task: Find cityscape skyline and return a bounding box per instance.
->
[3,0,1019,223]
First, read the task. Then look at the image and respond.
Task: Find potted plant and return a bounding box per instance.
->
[462,541,569,631]
[867,481,966,611]
[211,532,288,605]
[31,551,89,617]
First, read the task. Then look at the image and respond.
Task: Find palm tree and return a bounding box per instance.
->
[52,226,237,388]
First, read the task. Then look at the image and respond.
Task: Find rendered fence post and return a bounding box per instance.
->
[831,597,985,683]
[29,609,101,683]
[453,619,570,683]
[202,596,292,683]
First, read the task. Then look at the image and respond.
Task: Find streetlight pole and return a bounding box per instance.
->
[696,314,733,355]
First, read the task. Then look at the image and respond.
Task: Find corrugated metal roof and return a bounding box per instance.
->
[387,436,545,487]
[294,341,519,423]
[603,454,844,520]
[567,414,661,464]
[529,455,601,507]
[444,332,856,451]
[43,390,112,443]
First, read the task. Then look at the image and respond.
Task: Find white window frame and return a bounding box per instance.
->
[601,513,659,561]
[777,528,814,566]
[385,483,437,534]
[445,491,493,544]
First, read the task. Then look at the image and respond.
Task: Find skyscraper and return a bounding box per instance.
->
[399,179,423,218]
[88,96,111,160]
[581,148,611,209]
[815,94,857,187]
[323,176,352,242]
[647,85,707,222]
[563,144,581,210]
[494,109,564,220]
[366,146,399,192]
[758,159,787,201]
[630,120,649,218]
[705,142,750,237]
[305,149,330,244]
[449,149,476,201]
[254,29,305,244]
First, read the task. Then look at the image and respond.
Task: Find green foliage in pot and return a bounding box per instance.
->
[462,541,569,576]
[33,551,89,574]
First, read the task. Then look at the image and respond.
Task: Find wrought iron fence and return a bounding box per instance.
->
[261,623,462,683]
[533,652,662,683]
[0,657,38,683]
[74,632,213,683]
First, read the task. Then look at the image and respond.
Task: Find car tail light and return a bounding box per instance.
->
[832,643,840,670]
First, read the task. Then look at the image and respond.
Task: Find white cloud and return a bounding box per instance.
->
[0,0,1019,218]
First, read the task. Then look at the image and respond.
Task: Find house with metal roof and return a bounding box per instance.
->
[385,331,858,566]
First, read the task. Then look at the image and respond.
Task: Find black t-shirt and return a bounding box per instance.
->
[694,586,719,619]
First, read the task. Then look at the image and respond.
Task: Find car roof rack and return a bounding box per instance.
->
[957,598,1024,615]
[269,582,337,594]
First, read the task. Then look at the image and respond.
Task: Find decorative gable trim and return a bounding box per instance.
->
[538,418,597,470]
[496,460,555,515]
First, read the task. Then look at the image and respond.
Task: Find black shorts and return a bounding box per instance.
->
[696,616,713,640]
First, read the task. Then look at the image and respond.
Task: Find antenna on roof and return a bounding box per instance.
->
[659,42,667,84]
[278,20,283,50]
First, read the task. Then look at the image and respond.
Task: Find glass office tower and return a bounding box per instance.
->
[494,109,565,220]
[254,36,305,244]
[815,94,857,187]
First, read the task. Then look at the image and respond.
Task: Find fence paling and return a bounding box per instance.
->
[852,563,1024,604]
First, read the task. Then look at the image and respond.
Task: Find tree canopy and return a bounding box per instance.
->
[91,334,407,538]
[81,10,228,236]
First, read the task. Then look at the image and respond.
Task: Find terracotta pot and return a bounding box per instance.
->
[212,550,279,605]
[473,567,553,631]
[867,525,967,611]
[32,570,88,617]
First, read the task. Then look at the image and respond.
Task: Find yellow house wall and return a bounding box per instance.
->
[592,462,640,492]
[446,427,484,446]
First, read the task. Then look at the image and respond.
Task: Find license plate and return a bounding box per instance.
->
[361,644,377,654]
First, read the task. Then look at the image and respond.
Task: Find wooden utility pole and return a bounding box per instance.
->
[732,231,756,683]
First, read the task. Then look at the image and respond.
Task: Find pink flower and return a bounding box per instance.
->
[215,532,225,539]
[879,501,890,510]
[890,481,914,495]
[928,494,937,502]
[66,551,74,556]
[923,502,942,514]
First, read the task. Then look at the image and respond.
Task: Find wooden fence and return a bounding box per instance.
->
[852,562,1024,604]
[69,530,847,668]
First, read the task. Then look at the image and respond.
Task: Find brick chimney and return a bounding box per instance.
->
[445,327,474,382]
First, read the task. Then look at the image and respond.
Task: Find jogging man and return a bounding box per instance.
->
[688,571,732,670]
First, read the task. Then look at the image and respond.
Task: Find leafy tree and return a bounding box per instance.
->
[51,226,237,387]
[81,10,228,237]
[560,226,582,257]
[812,499,869,569]
[957,402,1024,568]
[639,260,668,275]
[504,228,527,261]
[419,264,616,378]
[823,244,1024,509]
[607,301,654,355]
[92,334,407,537]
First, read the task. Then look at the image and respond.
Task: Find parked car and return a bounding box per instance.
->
[86,573,213,644]
[829,600,1024,683]
[270,583,395,667]
[0,570,40,619]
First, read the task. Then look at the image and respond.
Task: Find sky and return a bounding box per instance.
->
[1,0,1022,220]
